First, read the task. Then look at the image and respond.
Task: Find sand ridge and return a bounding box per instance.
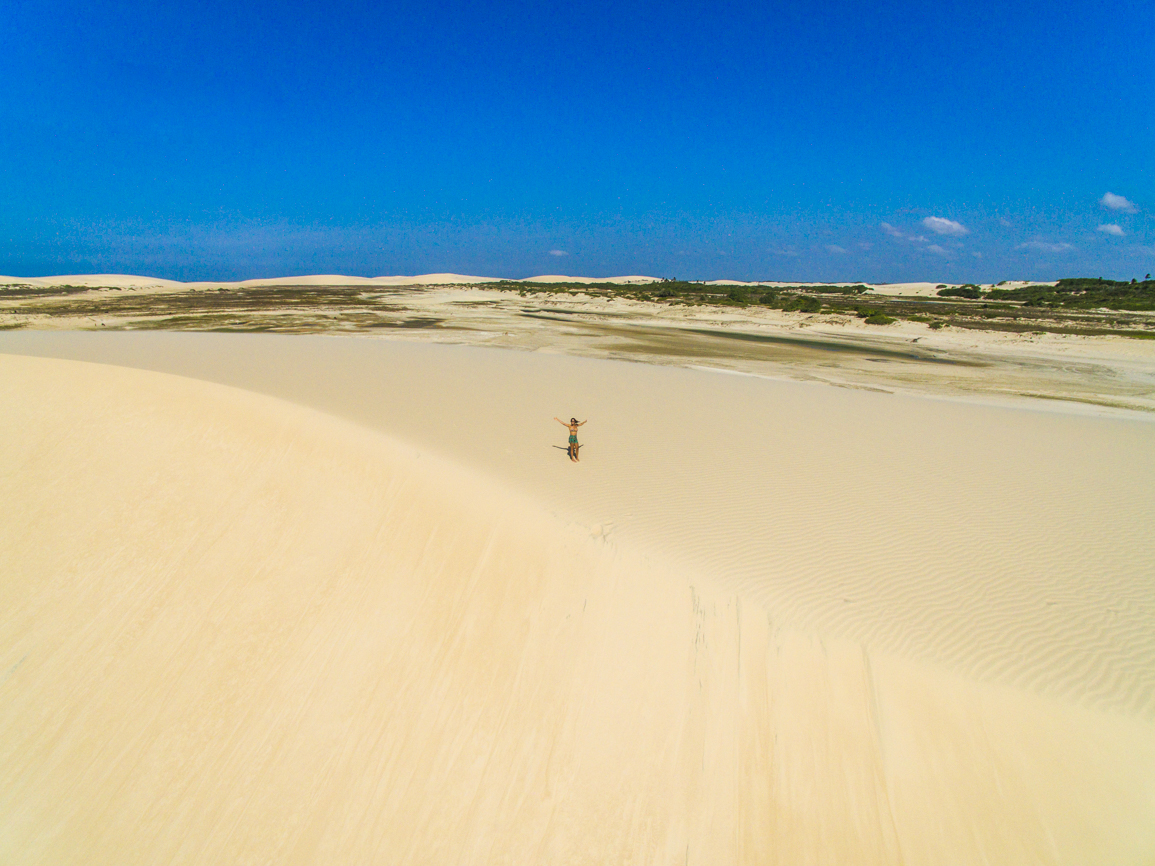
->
[2,341,1154,863]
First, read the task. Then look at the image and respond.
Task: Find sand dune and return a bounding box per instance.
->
[0,273,187,290]
[215,273,503,287]
[0,273,661,288]
[0,272,652,290]
[0,272,1044,294]
[2,339,1155,863]
[520,274,659,285]
[4,331,1153,714]
[0,272,503,290]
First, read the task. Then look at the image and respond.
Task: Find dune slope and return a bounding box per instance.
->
[3,332,1154,718]
[1,351,1154,864]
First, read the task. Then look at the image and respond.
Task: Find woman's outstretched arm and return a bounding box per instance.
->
[554,417,568,426]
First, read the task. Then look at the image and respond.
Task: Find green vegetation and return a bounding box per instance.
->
[777,295,822,313]
[937,285,983,299]
[854,308,896,325]
[986,278,1155,311]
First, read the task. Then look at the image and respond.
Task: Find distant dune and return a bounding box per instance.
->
[0,272,661,289]
[0,272,1051,295]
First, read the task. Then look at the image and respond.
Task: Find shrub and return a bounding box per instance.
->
[937,286,983,299]
[864,312,896,325]
[782,295,821,313]
[986,277,1155,310]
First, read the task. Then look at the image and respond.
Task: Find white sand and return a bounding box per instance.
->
[2,334,1155,864]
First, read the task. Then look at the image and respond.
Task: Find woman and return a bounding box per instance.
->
[554,416,586,462]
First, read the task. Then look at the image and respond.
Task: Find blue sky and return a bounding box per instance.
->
[1,0,1152,282]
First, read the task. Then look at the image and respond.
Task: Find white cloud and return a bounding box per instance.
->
[1097,223,1125,237]
[922,216,969,236]
[770,247,799,257]
[1017,241,1075,253]
[1100,192,1137,213]
[548,249,568,257]
[825,244,847,254]
[880,223,927,243]
[926,244,950,256]
[858,241,873,250]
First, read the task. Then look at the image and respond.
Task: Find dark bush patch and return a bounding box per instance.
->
[781,295,821,313]
[986,278,1155,311]
[937,285,983,299]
